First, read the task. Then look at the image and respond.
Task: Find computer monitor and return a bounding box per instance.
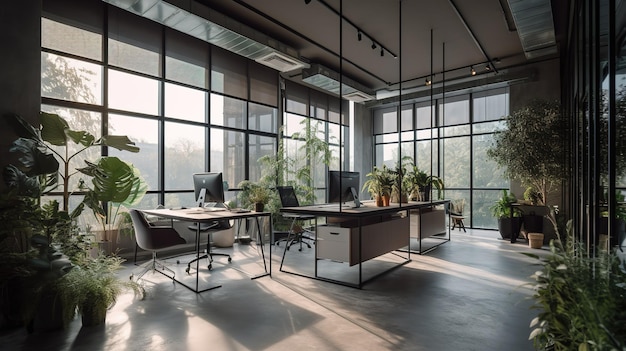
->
[193,172,225,207]
[328,170,362,208]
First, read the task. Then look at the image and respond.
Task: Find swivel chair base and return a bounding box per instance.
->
[184,251,232,273]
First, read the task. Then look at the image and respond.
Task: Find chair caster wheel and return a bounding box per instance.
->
[176,260,180,264]
[228,257,232,262]
[298,248,302,251]
[208,264,212,270]
[185,267,190,274]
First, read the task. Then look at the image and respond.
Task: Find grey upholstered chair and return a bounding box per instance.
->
[129,209,186,282]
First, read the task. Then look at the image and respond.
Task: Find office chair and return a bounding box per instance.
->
[275,186,316,251]
[129,209,187,282]
[185,205,233,272]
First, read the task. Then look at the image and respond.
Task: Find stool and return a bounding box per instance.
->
[451,215,466,232]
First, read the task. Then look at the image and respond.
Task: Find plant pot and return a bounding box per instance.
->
[254,202,265,212]
[497,217,522,240]
[381,194,390,207]
[522,214,543,238]
[528,233,544,249]
[81,304,107,327]
[375,196,384,207]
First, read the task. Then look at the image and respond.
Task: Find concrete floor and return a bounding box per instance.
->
[2,229,547,351]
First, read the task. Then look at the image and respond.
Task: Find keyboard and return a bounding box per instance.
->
[202,207,226,212]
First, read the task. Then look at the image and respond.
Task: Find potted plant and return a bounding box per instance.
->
[486,99,567,237]
[405,162,444,201]
[245,182,271,212]
[78,156,147,252]
[490,190,522,240]
[389,158,413,203]
[56,253,144,327]
[362,165,393,206]
[526,225,626,350]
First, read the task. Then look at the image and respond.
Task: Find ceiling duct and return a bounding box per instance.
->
[102,0,309,72]
[302,64,375,103]
[507,0,557,59]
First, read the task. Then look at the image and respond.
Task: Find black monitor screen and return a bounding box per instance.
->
[328,171,361,207]
[193,172,225,207]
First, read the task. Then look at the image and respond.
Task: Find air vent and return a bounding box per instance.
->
[255,52,306,72]
[343,91,375,103]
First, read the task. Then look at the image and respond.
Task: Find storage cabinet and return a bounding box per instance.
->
[317,215,409,266]
[410,207,446,239]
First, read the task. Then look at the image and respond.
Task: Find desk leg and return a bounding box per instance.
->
[254,216,268,277]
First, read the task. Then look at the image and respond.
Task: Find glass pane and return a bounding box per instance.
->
[210,94,246,129]
[416,103,434,129]
[472,189,501,229]
[40,105,101,193]
[210,129,245,190]
[401,105,413,131]
[473,120,506,134]
[249,103,277,133]
[108,114,159,192]
[165,28,209,89]
[165,83,206,123]
[108,7,161,77]
[328,122,341,145]
[284,113,306,137]
[416,129,438,140]
[416,140,437,173]
[164,121,206,190]
[41,52,102,105]
[249,134,276,183]
[284,138,306,184]
[211,47,247,99]
[165,193,195,210]
[445,189,471,226]
[108,69,159,115]
[443,136,470,187]
[473,134,508,188]
[441,125,471,137]
[42,18,102,61]
[441,98,469,125]
[108,39,160,77]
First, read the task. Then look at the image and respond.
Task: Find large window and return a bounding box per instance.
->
[372,89,509,229]
[41,0,283,217]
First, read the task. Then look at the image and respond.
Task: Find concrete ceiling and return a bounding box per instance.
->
[193,0,567,100]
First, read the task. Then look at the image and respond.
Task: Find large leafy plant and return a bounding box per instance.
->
[486,99,567,207]
[78,156,147,232]
[3,112,139,215]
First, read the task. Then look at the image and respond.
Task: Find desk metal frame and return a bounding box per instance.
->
[140,208,271,293]
[279,200,449,288]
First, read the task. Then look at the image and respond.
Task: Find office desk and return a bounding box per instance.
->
[140,208,271,293]
[279,200,449,288]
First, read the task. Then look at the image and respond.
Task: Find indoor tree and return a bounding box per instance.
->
[486,99,568,207]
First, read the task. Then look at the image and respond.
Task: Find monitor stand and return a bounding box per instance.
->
[196,188,206,208]
[350,187,362,208]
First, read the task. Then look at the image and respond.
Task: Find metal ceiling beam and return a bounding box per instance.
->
[448,0,498,74]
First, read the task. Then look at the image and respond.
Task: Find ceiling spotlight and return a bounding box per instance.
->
[371,42,377,50]
[357,31,362,41]
[485,64,491,71]
[425,78,431,86]
[471,66,476,76]
[494,57,501,64]
[380,48,384,57]
[304,0,312,4]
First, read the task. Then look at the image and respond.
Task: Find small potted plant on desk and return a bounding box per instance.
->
[247,184,271,212]
[362,165,393,206]
[490,190,523,241]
